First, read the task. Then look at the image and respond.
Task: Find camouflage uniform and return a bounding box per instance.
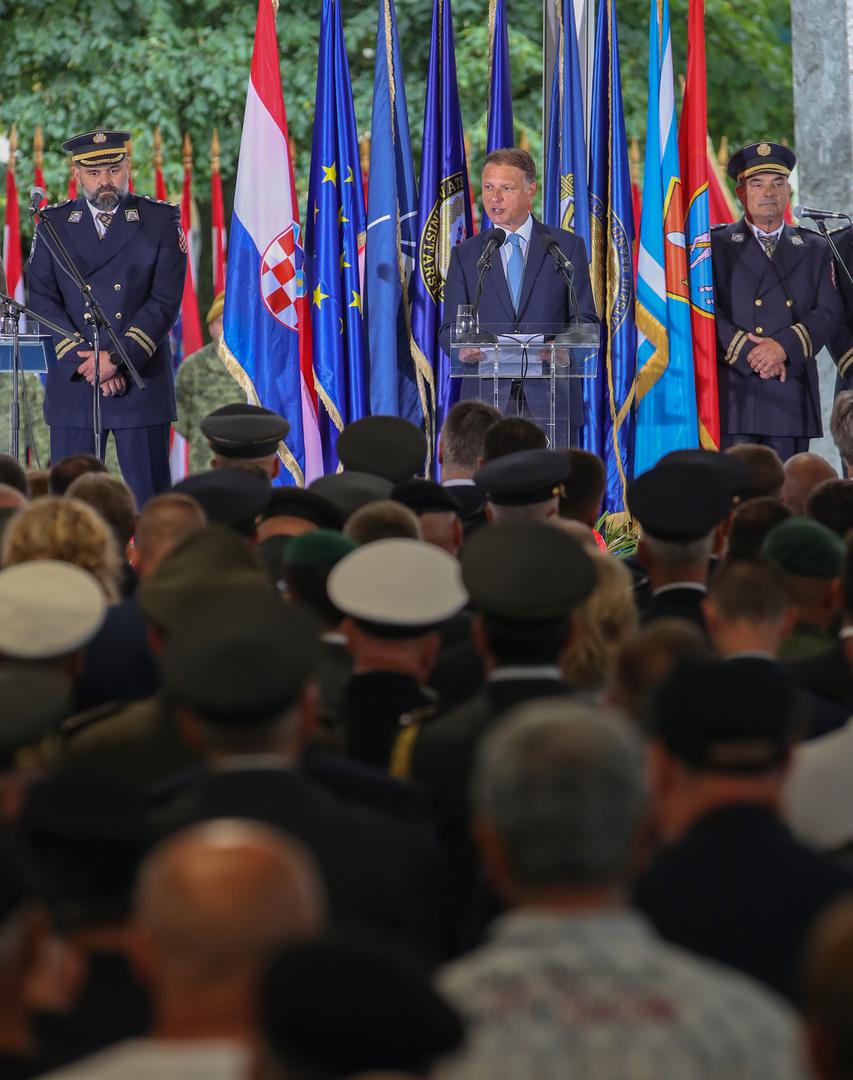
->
[174,341,243,474]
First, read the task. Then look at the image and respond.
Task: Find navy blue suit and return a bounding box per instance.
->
[440,219,597,441]
[27,192,186,504]
[825,224,853,387]
[712,219,843,455]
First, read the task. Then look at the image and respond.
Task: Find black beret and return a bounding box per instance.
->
[474,448,571,506]
[648,657,802,772]
[172,468,272,529]
[260,487,344,530]
[309,471,393,521]
[160,589,320,724]
[391,478,461,515]
[727,141,796,182]
[337,416,427,482]
[200,403,290,459]
[461,520,596,619]
[260,934,464,1075]
[628,460,733,541]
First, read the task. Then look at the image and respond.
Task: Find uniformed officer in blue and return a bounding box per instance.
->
[27,129,187,505]
[712,141,843,460]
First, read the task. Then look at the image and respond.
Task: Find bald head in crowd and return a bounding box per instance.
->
[131,493,208,577]
[0,483,27,511]
[782,453,837,517]
[134,820,325,1040]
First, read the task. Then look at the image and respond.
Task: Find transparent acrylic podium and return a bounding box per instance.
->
[450,319,599,448]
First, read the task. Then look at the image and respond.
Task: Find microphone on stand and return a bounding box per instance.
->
[793,204,851,222]
[28,186,46,216]
[473,228,507,329]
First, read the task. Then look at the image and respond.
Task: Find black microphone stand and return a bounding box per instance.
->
[0,290,83,459]
[815,217,853,291]
[29,203,145,460]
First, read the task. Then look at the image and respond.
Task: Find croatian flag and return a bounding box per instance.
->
[220,0,321,485]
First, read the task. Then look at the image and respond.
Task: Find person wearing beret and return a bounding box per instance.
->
[634,658,853,1005]
[712,141,843,461]
[28,130,187,507]
[174,292,243,474]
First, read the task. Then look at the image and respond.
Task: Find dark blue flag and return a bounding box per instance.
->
[410,0,473,467]
[588,0,637,513]
[305,0,368,474]
[481,0,513,231]
[364,0,424,425]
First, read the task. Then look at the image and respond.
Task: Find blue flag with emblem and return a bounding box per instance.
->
[481,0,513,231]
[305,0,368,474]
[587,0,637,513]
[364,0,424,425]
[544,0,595,452]
[634,0,699,473]
[410,0,473,468]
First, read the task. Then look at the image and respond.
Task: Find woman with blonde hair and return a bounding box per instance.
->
[562,550,638,693]
[1,496,122,602]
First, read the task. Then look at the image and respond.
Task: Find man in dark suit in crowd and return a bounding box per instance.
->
[712,141,843,461]
[28,129,186,506]
[441,147,597,444]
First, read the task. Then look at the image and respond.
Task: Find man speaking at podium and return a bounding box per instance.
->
[28,129,186,506]
[441,147,597,443]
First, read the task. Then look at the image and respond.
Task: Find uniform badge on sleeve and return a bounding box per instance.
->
[68,210,82,223]
[790,234,804,246]
[732,233,745,243]
[125,208,140,222]
[178,227,188,254]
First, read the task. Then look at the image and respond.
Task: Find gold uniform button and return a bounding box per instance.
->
[755,326,764,334]
[114,283,122,291]
[115,312,122,320]
[755,299,763,307]
[786,299,793,307]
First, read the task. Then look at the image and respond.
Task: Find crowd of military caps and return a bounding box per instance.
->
[10,397,853,1078]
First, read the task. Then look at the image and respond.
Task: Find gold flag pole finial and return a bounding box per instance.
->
[34,125,43,169]
[182,132,193,171]
[8,123,18,165]
[211,128,221,174]
[629,136,641,185]
[518,128,531,153]
[359,133,370,176]
[718,135,730,168]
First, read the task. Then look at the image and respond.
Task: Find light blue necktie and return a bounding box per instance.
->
[506,231,523,310]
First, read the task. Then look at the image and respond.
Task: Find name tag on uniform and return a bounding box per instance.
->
[125,209,140,222]
[68,211,82,223]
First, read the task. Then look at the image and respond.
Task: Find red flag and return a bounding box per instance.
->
[677,0,720,449]
[706,144,736,225]
[210,129,227,295]
[179,134,203,357]
[33,125,48,209]
[4,126,24,305]
[67,172,77,200]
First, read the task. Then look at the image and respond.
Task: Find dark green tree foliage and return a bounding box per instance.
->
[0,0,791,316]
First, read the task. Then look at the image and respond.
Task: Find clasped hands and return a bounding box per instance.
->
[76,350,127,397]
[746,335,787,382]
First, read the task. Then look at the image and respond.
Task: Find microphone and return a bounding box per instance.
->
[475,228,506,271]
[794,204,851,222]
[543,236,574,272]
[28,186,46,214]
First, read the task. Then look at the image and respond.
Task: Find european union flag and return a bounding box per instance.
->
[481,0,513,231]
[410,0,473,465]
[364,0,424,425]
[305,0,368,474]
[588,0,637,513]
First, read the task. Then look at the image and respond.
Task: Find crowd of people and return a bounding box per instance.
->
[5,396,853,1078]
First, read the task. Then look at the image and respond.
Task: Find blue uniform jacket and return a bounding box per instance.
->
[824,224,853,386]
[712,219,843,438]
[27,193,186,429]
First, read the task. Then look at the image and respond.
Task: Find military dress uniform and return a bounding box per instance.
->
[825,225,853,387]
[174,343,243,474]
[713,143,843,460]
[27,130,187,506]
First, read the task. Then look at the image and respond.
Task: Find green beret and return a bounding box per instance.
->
[762,516,844,578]
[284,530,356,567]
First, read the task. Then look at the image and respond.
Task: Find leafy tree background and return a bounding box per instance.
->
[0,0,792,323]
